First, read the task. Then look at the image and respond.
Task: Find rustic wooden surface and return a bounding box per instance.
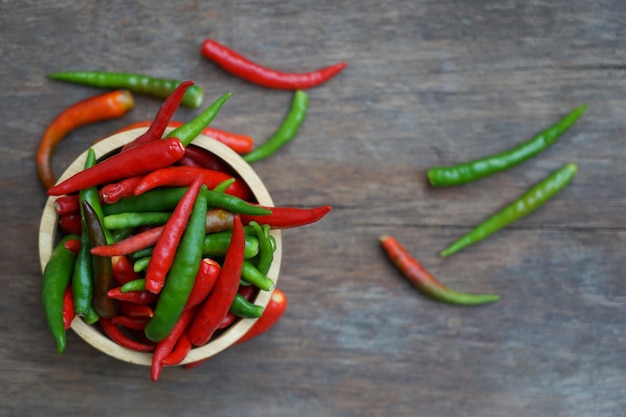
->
[1,1,625,416]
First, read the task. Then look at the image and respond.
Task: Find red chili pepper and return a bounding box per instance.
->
[119,302,154,318]
[145,176,203,294]
[122,81,194,152]
[99,175,144,204]
[184,144,230,172]
[58,213,82,235]
[54,194,80,215]
[47,137,186,196]
[100,318,155,352]
[200,39,348,90]
[188,215,245,346]
[241,205,332,229]
[236,287,287,344]
[379,235,500,306]
[151,308,196,382]
[92,226,164,257]
[112,255,143,285]
[63,238,81,255]
[37,90,134,189]
[110,315,150,331]
[107,287,159,305]
[117,120,254,154]
[161,332,192,367]
[184,258,221,312]
[133,166,250,200]
[62,286,75,331]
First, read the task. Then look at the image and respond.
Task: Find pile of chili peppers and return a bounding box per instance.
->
[381,105,587,306]
[39,38,345,381]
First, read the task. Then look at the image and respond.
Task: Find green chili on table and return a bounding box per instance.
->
[48,70,204,108]
[427,104,587,187]
[380,235,499,306]
[243,90,309,163]
[42,234,79,353]
[440,162,578,257]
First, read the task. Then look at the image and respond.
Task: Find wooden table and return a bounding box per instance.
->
[1,2,624,416]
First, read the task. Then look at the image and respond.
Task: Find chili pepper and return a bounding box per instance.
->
[249,222,273,275]
[58,213,82,235]
[188,215,245,346]
[184,258,221,312]
[212,178,236,193]
[440,163,578,256]
[380,235,499,306]
[145,177,203,294]
[241,260,275,291]
[200,39,348,90]
[62,286,75,331]
[103,212,171,230]
[427,105,587,187]
[48,71,203,108]
[83,306,100,325]
[37,90,134,189]
[111,315,150,331]
[203,231,259,259]
[92,227,164,257]
[100,176,144,204]
[48,137,186,196]
[133,166,250,201]
[133,257,151,273]
[164,92,232,147]
[63,239,81,255]
[72,226,93,316]
[162,332,192,367]
[241,204,331,229]
[107,287,158,304]
[122,81,194,152]
[54,194,80,216]
[112,255,142,285]
[120,302,154,318]
[79,148,114,245]
[100,318,155,352]
[236,287,288,344]
[82,201,119,318]
[117,120,254,154]
[151,308,197,381]
[243,90,308,163]
[184,144,230,172]
[229,294,264,319]
[218,284,258,330]
[120,278,146,293]
[42,234,79,353]
[145,186,208,342]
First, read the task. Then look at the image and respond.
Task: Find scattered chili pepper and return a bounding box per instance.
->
[82,201,119,318]
[241,204,332,229]
[164,92,232,147]
[117,120,254,154]
[440,162,578,257]
[162,332,192,367]
[58,213,83,235]
[145,177,204,294]
[243,90,309,163]
[100,176,144,204]
[151,307,197,381]
[42,234,79,353]
[427,105,587,187]
[145,186,208,342]
[380,235,499,306]
[133,166,250,200]
[37,90,134,189]
[62,286,76,331]
[188,215,245,346]
[99,318,155,352]
[48,71,203,108]
[48,137,186,196]
[122,81,194,152]
[236,288,288,344]
[54,194,80,216]
[200,39,347,90]
[110,315,150,331]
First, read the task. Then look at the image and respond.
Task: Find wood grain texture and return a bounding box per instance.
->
[1,1,625,416]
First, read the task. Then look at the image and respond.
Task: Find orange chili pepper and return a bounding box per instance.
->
[36,90,134,189]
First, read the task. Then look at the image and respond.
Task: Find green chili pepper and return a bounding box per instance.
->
[42,234,79,353]
[165,92,232,146]
[133,257,151,273]
[121,278,146,293]
[440,162,578,257]
[48,70,204,108]
[103,211,171,229]
[145,186,209,342]
[212,177,236,193]
[203,231,259,259]
[229,294,264,318]
[249,222,273,275]
[427,105,587,187]
[241,260,275,291]
[243,90,309,163]
[81,148,114,244]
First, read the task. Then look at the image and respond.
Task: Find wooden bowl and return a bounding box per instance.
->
[38,128,282,365]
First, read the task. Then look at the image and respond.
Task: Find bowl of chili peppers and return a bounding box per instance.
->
[38,127,288,380]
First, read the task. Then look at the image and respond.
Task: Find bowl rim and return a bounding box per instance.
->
[38,128,282,365]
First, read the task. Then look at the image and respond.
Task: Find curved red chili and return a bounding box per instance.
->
[200,39,347,89]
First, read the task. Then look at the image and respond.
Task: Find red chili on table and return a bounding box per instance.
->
[200,39,348,90]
